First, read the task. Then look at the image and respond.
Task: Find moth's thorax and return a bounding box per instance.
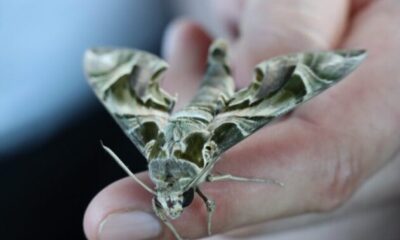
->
[148,158,201,188]
[159,118,215,168]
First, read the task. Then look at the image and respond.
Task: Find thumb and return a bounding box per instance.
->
[83,119,343,240]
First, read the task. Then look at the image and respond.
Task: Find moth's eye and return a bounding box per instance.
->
[255,68,264,82]
[182,188,195,208]
[154,197,162,209]
[212,48,225,60]
[223,64,231,75]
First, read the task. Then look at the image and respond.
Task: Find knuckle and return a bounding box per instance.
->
[282,11,334,51]
[242,1,337,52]
[317,135,363,211]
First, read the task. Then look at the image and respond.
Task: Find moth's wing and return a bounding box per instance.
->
[209,50,367,154]
[84,48,175,158]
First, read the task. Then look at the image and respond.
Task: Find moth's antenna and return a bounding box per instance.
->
[100,141,156,195]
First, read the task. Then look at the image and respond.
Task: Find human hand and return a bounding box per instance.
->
[84,0,400,239]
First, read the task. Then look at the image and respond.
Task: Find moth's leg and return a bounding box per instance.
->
[196,188,216,236]
[152,199,183,240]
[207,173,284,187]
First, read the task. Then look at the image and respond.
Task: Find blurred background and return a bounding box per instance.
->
[0,1,177,239]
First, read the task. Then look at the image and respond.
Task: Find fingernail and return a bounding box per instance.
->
[99,211,162,240]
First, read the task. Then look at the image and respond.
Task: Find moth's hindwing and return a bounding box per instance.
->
[209,50,367,154]
[84,48,175,159]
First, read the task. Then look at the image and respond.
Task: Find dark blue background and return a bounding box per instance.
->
[0,1,172,239]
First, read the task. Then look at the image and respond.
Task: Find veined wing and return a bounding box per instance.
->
[209,50,367,154]
[84,48,175,159]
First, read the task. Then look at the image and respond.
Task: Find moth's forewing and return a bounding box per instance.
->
[84,48,175,159]
[208,50,367,154]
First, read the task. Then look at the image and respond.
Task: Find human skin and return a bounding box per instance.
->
[84,0,400,239]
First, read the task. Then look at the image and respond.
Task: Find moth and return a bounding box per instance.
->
[84,39,366,240]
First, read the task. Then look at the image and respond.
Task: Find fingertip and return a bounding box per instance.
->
[83,198,97,240]
[162,18,212,68]
[212,0,245,39]
[82,175,211,240]
[83,175,155,240]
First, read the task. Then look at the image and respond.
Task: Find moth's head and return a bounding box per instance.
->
[148,159,199,219]
[153,188,194,219]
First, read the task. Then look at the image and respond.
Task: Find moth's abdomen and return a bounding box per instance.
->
[181,40,235,123]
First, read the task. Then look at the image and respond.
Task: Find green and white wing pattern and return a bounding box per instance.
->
[209,50,367,154]
[84,48,175,158]
[84,41,366,163]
